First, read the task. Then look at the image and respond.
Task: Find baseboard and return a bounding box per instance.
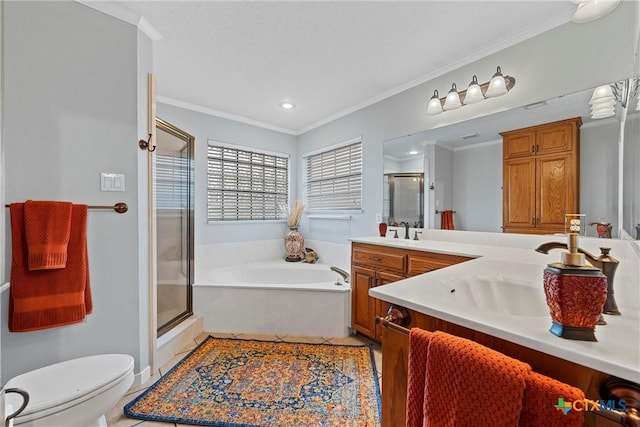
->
[156,315,203,369]
[132,365,151,388]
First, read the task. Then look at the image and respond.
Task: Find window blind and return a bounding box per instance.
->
[305,141,362,210]
[207,144,289,221]
[155,152,190,210]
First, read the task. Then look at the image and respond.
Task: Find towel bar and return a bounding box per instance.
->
[435,209,456,214]
[5,202,128,214]
[378,316,640,426]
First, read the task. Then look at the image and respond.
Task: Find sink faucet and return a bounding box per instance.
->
[330,266,350,283]
[535,242,620,315]
[400,222,410,239]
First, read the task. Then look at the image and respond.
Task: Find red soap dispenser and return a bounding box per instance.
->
[543,233,607,341]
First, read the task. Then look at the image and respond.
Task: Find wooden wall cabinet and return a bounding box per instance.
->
[350,242,472,342]
[501,117,582,234]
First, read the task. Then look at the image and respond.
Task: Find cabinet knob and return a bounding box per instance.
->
[369,256,382,262]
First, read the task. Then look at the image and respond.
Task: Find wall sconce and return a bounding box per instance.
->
[589,77,640,120]
[426,66,516,115]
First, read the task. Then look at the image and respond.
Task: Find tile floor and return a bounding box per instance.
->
[106,331,382,427]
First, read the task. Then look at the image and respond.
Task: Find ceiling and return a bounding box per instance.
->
[114,1,578,135]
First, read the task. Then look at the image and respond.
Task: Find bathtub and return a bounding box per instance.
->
[194,261,351,337]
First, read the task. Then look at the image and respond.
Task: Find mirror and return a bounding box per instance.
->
[383,80,640,239]
[383,173,424,227]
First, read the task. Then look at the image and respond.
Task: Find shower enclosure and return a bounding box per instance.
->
[155,118,194,337]
[383,173,424,227]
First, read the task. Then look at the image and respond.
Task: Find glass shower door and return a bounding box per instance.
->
[155,118,194,337]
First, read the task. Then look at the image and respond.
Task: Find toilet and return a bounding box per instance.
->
[4,354,134,427]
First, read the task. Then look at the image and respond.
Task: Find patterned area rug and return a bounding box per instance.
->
[124,336,381,426]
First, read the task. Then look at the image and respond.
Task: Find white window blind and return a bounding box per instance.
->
[207,143,289,221]
[155,152,190,210]
[305,140,362,210]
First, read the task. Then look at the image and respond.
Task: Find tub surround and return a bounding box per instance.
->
[194,260,351,337]
[359,231,640,383]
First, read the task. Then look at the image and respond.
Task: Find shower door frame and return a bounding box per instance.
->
[155,118,195,338]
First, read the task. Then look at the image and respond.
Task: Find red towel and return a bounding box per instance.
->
[406,328,432,427]
[9,203,92,332]
[440,210,455,230]
[520,371,584,427]
[24,200,73,270]
[424,331,530,426]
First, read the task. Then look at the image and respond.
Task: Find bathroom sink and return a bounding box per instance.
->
[431,275,549,317]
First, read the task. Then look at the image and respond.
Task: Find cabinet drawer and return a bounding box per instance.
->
[353,248,406,272]
[407,252,473,276]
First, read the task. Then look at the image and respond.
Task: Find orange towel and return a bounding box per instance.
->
[406,328,432,427]
[520,371,584,427]
[24,200,73,270]
[423,331,530,426]
[440,210,454,230]
[9,203,92,332]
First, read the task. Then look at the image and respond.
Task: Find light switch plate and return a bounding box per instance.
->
[101,173,125,192]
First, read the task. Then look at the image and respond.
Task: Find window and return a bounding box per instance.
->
[207,142,289,221]
[155,152,190,210]
[304,137,362,211]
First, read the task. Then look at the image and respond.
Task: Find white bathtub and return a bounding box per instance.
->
[194,261,351,337]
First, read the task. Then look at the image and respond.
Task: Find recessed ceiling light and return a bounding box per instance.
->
[279,101,295,110]
[408,150,419,155]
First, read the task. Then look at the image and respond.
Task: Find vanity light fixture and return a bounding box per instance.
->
[443,83,462,110]
[426,90,443,115]
[571,0,620,23]
[589,77,640,119]
[463,76,484,104]
[484,66,509,98]
[426,66,515,116]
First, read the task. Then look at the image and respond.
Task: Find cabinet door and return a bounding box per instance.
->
[536,122,575,155]
[374,271,405,342]
[502,130,536,159]
[351,265,377,337]
[537,153,577,231]
[503,157,537,230]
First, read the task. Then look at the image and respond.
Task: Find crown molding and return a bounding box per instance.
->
[158,96,297,136]
[75,1,163,41]
[296,11,574,135]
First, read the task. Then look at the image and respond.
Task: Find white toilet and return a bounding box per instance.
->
[4,354,134,427]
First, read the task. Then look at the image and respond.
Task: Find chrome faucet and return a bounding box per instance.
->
[535,243,620,315]
[330,266,350,284]
[400,221,410,239]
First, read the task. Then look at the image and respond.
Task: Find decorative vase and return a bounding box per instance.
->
[284,226,304,262]
[379,222,388,237]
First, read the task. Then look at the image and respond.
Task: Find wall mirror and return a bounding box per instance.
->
[383,78,640,239]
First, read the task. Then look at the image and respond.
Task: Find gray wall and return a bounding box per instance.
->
[1,1,151,382]
[156,103,298,247]
[453,142,503,232]
[296,2,637,242]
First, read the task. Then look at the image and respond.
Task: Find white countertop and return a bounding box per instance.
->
[356,231,640,383]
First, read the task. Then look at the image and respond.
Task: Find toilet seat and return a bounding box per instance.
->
[4,354,134,425]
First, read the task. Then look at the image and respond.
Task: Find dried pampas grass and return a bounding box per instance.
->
[286,200,305,227]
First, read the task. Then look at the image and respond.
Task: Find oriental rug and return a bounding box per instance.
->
[124,336,381,426]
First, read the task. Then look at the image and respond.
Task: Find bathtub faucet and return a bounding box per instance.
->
[330,266,351,283]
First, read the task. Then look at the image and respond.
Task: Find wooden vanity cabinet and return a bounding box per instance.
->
[502,117,581,235]
[381,307,620,427]
[350,242,473,342]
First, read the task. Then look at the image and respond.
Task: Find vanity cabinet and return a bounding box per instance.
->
[350,242,473,342]
[380,307,620,427]
[501,117,581,235]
